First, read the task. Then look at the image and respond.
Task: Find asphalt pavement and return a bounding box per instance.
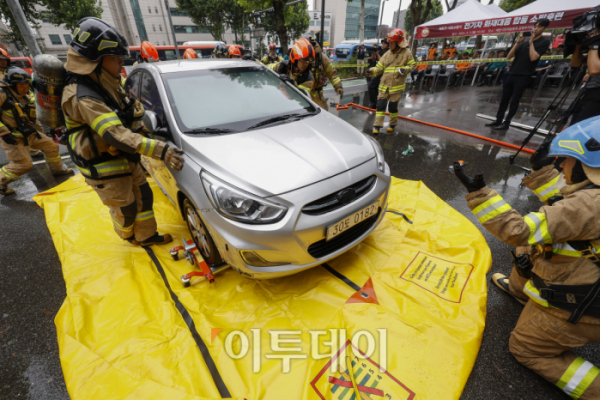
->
[0,78,591,400]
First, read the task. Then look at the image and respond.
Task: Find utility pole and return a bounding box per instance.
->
[377,0,387,40]
[394,0,403,29]
[320,0,325,48]
[5,0,42,57]
[164,0,180,58]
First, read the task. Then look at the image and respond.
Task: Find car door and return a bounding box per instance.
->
[128,71,180,205]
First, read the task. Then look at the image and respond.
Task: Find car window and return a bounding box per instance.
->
[162,66,317,133]
[140,72,168,132]
[124,71,141,99]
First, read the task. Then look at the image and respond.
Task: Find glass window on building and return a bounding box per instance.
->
[153,25,156,31]
[325,20,330,27]
[174,25,203,34]
[49,34,62,45]
[148,6,151,13]
[63,34,72,44]
[170,8,188,16]
[159,25,163,31]
[155,7,158,13]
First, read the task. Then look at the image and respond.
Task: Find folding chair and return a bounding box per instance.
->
[434,64,454,91]
[420,65,440,91]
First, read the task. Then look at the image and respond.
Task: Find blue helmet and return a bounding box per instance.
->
[549,116,600,167]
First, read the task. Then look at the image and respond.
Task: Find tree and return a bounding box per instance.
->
[0,0,102,47]
[244,1,309,52]
[176,0,237,41]
[405,0,442,45]
[238,0,287,53]
[499,0,535,13]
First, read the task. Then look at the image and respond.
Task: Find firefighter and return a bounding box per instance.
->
[267,39,314,94]
[212,43,229,59]
[132,41,159,68]
[262,43,282,65]
[453,117,600,399]
[61,17,184,246]
[182,48,198,59]
[367,28,416,135]
[0,67,72,195]
[302,37,343,111]
[228,46,241,59]
[0,48,10,76]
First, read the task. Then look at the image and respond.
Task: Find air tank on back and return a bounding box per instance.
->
[32,54,66,129]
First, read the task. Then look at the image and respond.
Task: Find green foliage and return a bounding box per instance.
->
[41,0,103,31]
[0,0,102,48]
[176,0,244,41]
[499,0,535,13]
[405,0,442,37]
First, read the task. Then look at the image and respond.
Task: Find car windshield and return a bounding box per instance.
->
[162,66,317,133]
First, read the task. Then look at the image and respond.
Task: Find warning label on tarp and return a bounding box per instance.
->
[35,175,491,400]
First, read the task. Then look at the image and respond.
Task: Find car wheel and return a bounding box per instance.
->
[182,198,223,266]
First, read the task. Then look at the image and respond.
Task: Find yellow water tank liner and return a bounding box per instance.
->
[34,175,491,399]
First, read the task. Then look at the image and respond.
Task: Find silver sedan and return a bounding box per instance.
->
[126,59,391,279]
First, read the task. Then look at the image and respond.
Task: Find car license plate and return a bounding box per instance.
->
[326,203,378,241]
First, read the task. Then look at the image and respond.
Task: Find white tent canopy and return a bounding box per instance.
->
[416,0,506,28]
[505,0,598,17]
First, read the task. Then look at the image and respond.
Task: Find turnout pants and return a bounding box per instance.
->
[375,88,403,127]
[0,134,65,189]
[85,161,157,242]
[506,259,600,400]
[495,74,529,124]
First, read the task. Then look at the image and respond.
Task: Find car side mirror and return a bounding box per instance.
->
[142,110,158,133]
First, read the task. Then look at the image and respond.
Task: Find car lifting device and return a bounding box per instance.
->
[170,238,229,287]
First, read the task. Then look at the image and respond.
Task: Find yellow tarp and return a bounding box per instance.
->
[35,175,491,400]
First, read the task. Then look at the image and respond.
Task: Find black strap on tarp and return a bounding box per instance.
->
[322,263,361,291]
[144,247,231,398]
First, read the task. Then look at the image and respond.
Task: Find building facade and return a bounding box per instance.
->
[392,9,408,31]
[312,0,381,47]
[34,0,243,59]
[306,11,333,46]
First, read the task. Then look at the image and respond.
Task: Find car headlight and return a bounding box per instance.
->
[201,171,287,224]
[367,135,385,172]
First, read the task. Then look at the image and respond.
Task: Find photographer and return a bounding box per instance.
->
[485,18,551,130]
[567,27,600,125]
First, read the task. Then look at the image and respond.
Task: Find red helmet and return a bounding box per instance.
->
[387,28,405,44]
[290,39,314,63]
[269,43,277,50]
[182,48,198,59]
[140,41,159,61]
[228,46,241,58]
[0,48,10,65]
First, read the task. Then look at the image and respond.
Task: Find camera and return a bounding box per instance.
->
[572,5,600,34]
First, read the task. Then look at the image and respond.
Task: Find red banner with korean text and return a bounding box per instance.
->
[416,8,590,39]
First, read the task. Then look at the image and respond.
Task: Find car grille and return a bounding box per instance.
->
[302,175,377,216]
[307,209,381,259]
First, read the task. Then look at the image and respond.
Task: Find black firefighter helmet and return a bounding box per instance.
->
[4,66,32,87]
[70,17,129,62]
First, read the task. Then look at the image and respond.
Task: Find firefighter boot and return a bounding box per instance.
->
[387,125,396,133]
[132,233,173,247]
[372,126,381,135]
[53,168,74,176]
[492,273,527,305]
[0,186,15,195]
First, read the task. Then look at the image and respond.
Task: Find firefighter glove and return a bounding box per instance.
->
[1,134,17,145]
[453,161,486,193]
[279,74,294,85]
[19,125,37,136]
[336,87,344,97]
[162,146,184,171]
[530,141,554,171]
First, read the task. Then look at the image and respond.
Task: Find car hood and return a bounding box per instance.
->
[181,111,375,196]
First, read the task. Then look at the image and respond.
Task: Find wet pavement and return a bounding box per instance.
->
[0,82,591,400]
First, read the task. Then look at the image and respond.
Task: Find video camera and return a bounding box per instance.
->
[564,5,600,57]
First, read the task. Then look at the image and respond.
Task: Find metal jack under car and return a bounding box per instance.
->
[128,59,391,278]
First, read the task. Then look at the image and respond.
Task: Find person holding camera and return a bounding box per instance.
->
[568,28,600,125]
[453,119,600,399]
[486,18,551,130]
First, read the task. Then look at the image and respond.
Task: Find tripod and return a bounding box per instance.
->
[509,65,587,168]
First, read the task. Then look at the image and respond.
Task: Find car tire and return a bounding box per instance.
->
[182,198,223,266]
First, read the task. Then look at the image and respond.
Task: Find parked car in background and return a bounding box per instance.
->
[553,34,565,49]
[126,60,391,279]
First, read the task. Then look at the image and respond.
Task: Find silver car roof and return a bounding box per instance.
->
[146,59,264,74]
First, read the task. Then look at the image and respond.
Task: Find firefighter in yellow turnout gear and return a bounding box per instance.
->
[268,39,315,94]
[453,117,600,400]
[0,48,10,76]
[61,17,184,246]
[262,43,283,65]
[0,67,72,195]
[301,37,343,111]
[367,28,416,134]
